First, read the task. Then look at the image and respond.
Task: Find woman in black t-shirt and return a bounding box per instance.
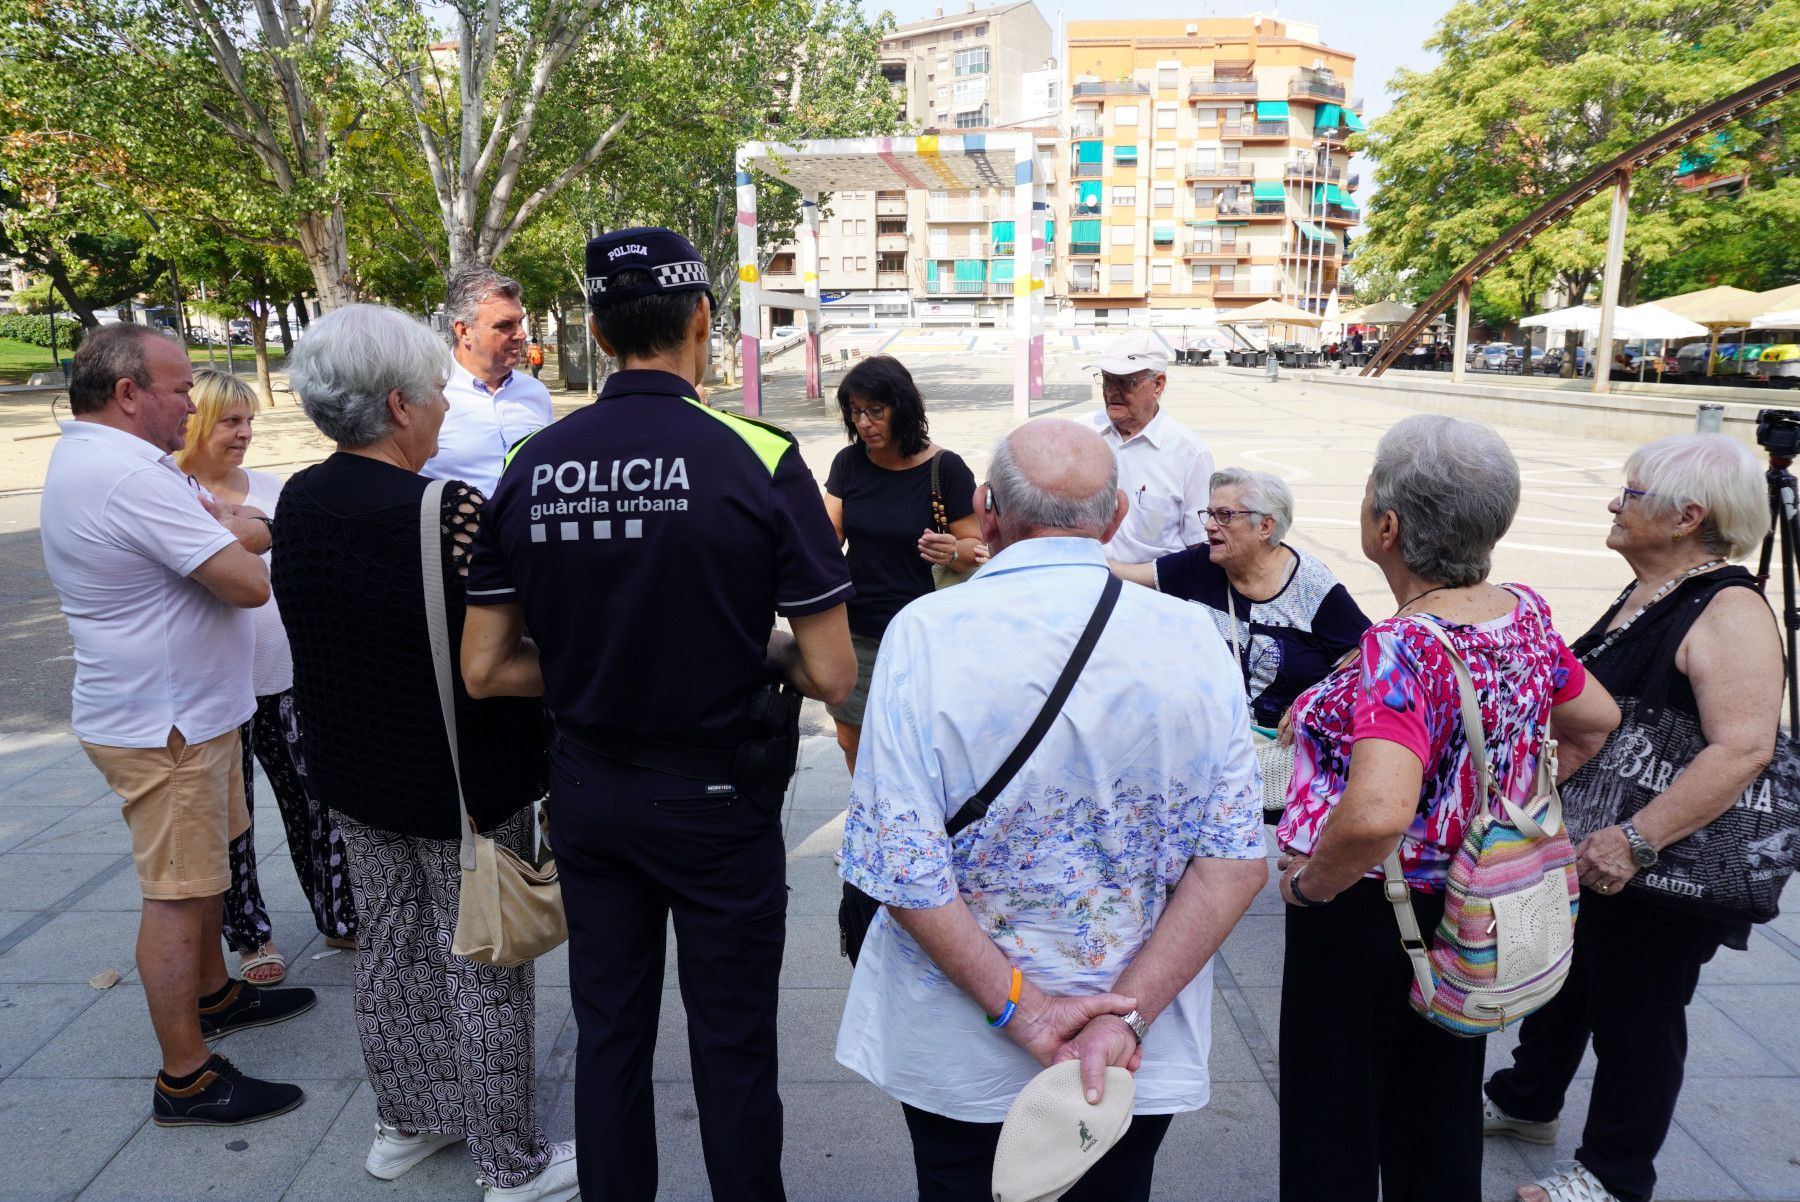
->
[823,356,984,772]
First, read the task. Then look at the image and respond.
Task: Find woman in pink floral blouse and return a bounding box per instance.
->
[1272,415,1619,1202]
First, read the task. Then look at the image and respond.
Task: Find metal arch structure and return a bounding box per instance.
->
[1362,62,1800,389]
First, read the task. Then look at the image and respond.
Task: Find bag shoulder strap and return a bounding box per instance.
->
[945,574,1122,838]
[928,450,948,534]
[418,479,477,870]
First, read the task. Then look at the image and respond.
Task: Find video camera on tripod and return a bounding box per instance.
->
[1755,409,1800,730]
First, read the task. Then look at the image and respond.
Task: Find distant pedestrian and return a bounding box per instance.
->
[527,337,545,379]
[176,368,358,987]
[1085,330,1215,564]
[423,268,553,497]
[42,324,314,1127]
[279,304,572,1200]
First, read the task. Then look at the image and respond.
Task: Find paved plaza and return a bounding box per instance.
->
[1,352,1797,1201]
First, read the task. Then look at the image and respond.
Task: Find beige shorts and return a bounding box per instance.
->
[825,632,883,728]
[82,727,249,900]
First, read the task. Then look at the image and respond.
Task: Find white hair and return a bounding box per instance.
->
[445,268,523,336]
[287,304,452,448]
[988,434,1119,537]
[1627,433,1768,560]
[1211,467,1294,545]
[1369,414,1520,587]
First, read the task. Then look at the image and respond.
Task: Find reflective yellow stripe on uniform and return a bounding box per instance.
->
[681,398,793,477]
[501,428,544,474]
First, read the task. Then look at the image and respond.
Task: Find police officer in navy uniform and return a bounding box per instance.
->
[461,227,855,1202]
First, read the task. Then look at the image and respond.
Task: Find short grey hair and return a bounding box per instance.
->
[1369,414,1519,587]
[67,323,162,415]
[444,268,523,335]
[988,434,1119,537]
[1627,433,1767,560]
[1211,467,1294,545]
[287,304,452,448]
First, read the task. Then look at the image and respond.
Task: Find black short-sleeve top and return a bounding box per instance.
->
[825,444,976,639]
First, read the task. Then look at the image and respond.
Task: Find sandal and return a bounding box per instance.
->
[1518,1162,1620,1202]
[238,944,287,986]
[322,935,357,950]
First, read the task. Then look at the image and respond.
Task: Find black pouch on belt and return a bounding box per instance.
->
[732,680,804,810]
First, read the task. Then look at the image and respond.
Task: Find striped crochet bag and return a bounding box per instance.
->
[1383,620,1579,1038]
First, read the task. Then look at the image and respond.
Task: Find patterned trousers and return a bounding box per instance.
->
[222,691,358,953]
[335,807,551,1189]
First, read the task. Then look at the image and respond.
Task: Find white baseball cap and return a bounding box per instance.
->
[1087,329,1170,377]
[991,1061,1136,1202]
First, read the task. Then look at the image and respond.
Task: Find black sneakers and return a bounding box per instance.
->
[152,1054,304,1126]
[198,979,317,1040]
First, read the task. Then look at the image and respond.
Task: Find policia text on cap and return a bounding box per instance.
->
[459,226,856,1202]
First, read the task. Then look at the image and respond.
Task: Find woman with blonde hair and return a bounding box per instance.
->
[178,369,357,985]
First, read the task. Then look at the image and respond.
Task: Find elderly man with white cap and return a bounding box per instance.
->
[1086,329,1214,564]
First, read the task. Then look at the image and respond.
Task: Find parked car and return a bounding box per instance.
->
[1477,344,1514,372]
[769,324,801,342]
[1540,346,1588,375]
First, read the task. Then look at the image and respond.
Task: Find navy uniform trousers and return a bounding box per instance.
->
[549,732,788,1202]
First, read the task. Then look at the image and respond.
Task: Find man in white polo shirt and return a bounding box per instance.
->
[41,324,315,1126]
[1085,330,1215,564]
[423,267,554,497]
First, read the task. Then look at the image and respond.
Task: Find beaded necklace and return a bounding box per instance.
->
[1580,558,1726,663]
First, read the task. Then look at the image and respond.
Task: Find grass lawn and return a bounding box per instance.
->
[0,336,288,385]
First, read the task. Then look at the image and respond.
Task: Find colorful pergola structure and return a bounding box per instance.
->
[734,133,1047,420]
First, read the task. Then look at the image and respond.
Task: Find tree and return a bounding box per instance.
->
[1355,0,1800,333]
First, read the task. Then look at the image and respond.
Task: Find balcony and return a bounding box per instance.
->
[1070,241,1102,256]
[875,272,908,289]
[1184,241,1249,259]
[1318,204,1359,225]
[953,280,985,294]
[1281,240,1339,258]
[876,233,908,253]
[1186,159,1255,181]
[926,205,992,223]
[1346,173,1361,191]
[1248,201,1288,220]
[1288,74,1347,102]
[1212,200,1250,218]
[1284,162,1344,182]
[1071,122,1102,139]
[875,196,907,217]
[1069,278,1101,293]
[992,241,1015,255]
[1222,121,1291,141]
[1072,197,1102,216]
[1189,76,1258,99]
[1073,161,1103,178]
[1072,81,1150,98]
[1210,279,1281,297]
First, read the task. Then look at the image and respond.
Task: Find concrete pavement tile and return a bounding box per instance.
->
[4,764,115,808]
[1699,930,1800,986]
[1703,984,1800,1074]
[647,981,861,1089]
[539,1000,579,1083]
[278,1080,483,1202]
[1216,914,1284,988]
[784,853,848,918]
[76,1077,356,1202]
[0,735,89,782]
[0,1079,147,1202]
[65,862,152,912]
[1207,989,1268,1085]
[1148,1081,1279,1201]
[0,808,72,853]
[0,982,101,1078]
[533,986,571,1078]
[782,913,857,989]
[12,983,160,1079]
[782,1080,917,1202]
[1681,992,1797,1078]
[0,852,121,911]
[202,985,365,1083]
[15,799,128,856]
[1673,1077,1800,1200]
[1487,1024,1597,1081]
[0,909,140,984]
[1503,1078,1750,1201]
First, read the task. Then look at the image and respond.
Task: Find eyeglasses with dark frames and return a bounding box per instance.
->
[1200,507,1264,527]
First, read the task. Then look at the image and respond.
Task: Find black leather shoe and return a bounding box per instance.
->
[198,979,317,1039]
[152,1054,304,1126]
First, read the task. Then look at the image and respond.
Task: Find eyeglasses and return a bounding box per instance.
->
[847,403,889,425]
[1200,507,1263,527]
[1617,485,1664,506]
[1100,372,1155,396]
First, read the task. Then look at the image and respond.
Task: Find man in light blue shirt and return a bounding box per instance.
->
[423,268,554,497]
[836,417,1267,1202]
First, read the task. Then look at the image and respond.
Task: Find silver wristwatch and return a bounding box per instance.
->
[1621,821,1658,868]
[1117,1009,1148,1045]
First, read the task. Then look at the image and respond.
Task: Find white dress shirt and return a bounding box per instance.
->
[243,469,293,698]
[40,421,255,748]
[836,537,1265,1122]
[1087,407,1215,564]
[423,358,555,497]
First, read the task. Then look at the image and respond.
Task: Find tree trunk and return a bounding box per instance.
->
[291,294,310,330]
[247,299,274,407]
[295,208,355,311]
[274,300,293,352]
[43,253,101,327]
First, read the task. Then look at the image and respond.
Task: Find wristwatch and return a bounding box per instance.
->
[1116,1009,1149,1045]
[1621,820,1658,868]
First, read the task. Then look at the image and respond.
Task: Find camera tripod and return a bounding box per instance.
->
[1755,451,1800,733]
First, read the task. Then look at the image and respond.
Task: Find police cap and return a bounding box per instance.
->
[585,226,715,310]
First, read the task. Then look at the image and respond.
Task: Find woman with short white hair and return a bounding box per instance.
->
[1486,433,1781,1202]
[1111,467,1370,735]
[275,304,576,1201]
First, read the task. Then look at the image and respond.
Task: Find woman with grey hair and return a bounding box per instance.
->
[1111,466,1370,732]
[273,304,575,1201]
[1485,434,1781,1202]
[1269,414,1620,1202]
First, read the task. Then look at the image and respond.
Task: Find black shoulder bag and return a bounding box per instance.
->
[837,574,1123,964]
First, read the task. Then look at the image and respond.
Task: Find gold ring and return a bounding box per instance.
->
[1596,882,1609,893]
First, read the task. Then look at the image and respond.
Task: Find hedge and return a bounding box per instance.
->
[0,314,83,351]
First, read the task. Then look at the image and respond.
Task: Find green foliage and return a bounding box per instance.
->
[0,314,84,350]
[1356,0,1800,322]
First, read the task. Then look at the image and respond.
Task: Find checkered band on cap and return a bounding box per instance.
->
[654,261,711,289]
[584,225,715,306]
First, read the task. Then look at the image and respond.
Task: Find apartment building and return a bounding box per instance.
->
[1062,16,1360,321]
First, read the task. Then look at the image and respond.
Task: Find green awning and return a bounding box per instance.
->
[1071,219,1101,241]
[991,221,1015,242]
[1076,142,1104,164]
[1256,101,1289,121]
[1076,180,1103,206]
[1252,181,1286,202]
[953,259,985,281]
[1045,219,1055,242]
[1313,183,1359,210]
[1315,103,1341,129]
[1114,145,1138,161]
[1343,108,1366,132]
[991,259,1015,283]
[1293,219,1339,245]
[1152,225,1175,242]
[925,261,939,282]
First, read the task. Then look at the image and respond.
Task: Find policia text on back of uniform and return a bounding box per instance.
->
[460,227,857,1202]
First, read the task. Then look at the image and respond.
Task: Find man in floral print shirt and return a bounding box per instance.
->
[835,418,1268,1202]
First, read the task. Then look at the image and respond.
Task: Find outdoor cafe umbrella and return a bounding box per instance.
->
[1519,303,1705,379]
[1220,300,1321,353]
[1650,285,1765,377]
[1347,298,1415,327]
[1752,308,1800,330]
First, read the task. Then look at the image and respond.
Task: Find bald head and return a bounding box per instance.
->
[984,418,1123,547]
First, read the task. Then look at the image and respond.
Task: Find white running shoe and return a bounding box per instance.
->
[1483,1097,1560,1145]
[482,1141,579,1202]
[365,1122,461,1180]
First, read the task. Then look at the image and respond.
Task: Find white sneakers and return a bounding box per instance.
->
[365,1122,462,1180]
[482,1141,580,1202]
[1483,1097,1561,1145]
